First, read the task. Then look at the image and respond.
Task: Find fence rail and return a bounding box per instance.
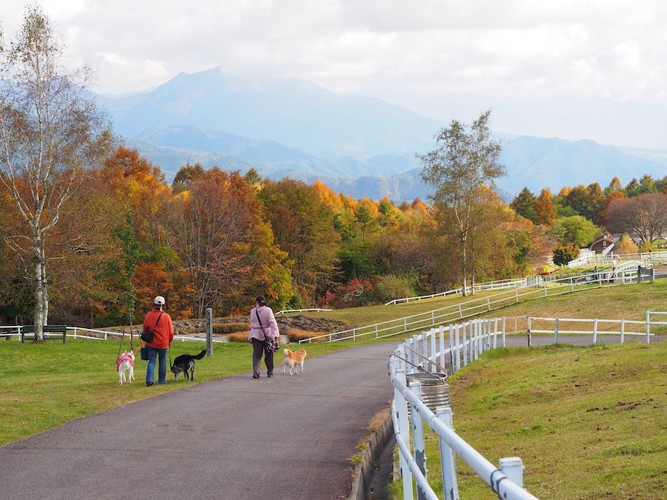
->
[385,250,667,306]
[389,312,664,499]
[567,250,667,268]
[0,325,223,343]
[300,268,646,344]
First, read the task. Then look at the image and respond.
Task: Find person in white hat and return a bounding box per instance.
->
[142,295,175,386]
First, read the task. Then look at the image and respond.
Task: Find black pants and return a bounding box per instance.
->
[251,338,274,376]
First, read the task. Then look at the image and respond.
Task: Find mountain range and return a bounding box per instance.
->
[96,67,667,201]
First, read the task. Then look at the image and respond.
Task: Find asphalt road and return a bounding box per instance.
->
[0,342,397,500]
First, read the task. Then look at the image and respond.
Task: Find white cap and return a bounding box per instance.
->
[154,296,165,305]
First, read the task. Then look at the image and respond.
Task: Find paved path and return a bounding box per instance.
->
[0,342,397,500]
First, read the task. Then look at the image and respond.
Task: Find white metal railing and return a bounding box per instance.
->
[385,278,528,306]
[568,250,667,268]
[386,250,667,306]
[390,320,537,499]
[389,313,664,499]
[275,308,332,315]
[0,325,223,343]
[299,268,645,343]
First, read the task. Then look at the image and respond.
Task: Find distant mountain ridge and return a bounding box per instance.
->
[97,67,667,200]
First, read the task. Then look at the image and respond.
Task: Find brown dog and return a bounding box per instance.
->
[283,348,307,375]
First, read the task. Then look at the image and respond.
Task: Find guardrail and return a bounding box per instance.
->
[389,312,664,499]
[299,268,644,343]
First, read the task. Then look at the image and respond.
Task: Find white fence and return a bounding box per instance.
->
[386,250,667,306]
[299,268,645,344]
[567,250,667,268]
[0,325,222,343]
[385,278,528,306]
[389,312,664,499]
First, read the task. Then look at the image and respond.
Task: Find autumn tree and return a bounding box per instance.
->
[586,183,606,224]
[419,110,505,295]
[0,6,112,338]
[167,168,293,316]
[604,193,667,245]
[374,202,438,294]
[604,177,624,196]
[97,146,189,321]
[258,179,341,305]
[535,188,557,225]
[615,234,639,255]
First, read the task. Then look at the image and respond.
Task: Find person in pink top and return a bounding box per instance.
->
[248,296,280,379]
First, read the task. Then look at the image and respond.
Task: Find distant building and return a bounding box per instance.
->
[590,232,616,255]
[589,232,642,256]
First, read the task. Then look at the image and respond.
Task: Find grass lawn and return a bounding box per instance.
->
[418,342,667,499]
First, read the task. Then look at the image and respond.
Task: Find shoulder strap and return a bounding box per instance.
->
[255,309,266,333]
[153,312,163,329]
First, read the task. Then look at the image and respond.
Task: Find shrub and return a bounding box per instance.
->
[553,244,580,266]
[373,275,415,303]
[322,279,375,309]
[212,322,249,334]
[226,332,249,342]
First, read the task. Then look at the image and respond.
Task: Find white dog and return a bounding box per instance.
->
[116,350,135,385]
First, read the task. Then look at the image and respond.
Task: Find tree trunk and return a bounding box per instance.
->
[460,232,468,297]
[33,244,46,342]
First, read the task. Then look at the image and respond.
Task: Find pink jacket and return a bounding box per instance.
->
[248,305,279,341]
[116,353,135,371]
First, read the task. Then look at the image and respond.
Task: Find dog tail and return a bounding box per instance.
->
[283,348,292,355]
[193,349,207,360]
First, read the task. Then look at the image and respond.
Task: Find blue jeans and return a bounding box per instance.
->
[146,346,168,384]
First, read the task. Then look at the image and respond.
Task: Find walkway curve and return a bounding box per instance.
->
[0,342,397,500]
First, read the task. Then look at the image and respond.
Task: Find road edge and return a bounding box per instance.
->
[349,406,395,500]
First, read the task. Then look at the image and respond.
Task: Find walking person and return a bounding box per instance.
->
[143,295,175,386]
[248,296,280,379]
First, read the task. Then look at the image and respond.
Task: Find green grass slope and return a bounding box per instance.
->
[435,342,667,499]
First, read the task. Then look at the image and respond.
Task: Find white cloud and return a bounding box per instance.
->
[2,0,666,147]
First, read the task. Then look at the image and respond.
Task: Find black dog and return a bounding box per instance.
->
[170,349,207,381]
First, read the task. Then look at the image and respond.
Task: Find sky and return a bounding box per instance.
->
[2,0,666,150]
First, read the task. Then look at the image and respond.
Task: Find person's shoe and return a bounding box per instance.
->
[146,381,154,386]
[252,373,260,379]
[267,372,273,378]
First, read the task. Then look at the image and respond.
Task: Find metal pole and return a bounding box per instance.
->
[620,319,625,344]
[205,308,213,356]
[394,369,413,500]
[410,382,428,500]
[555,318,559,344]
[499,457,525,488]
[437,408,459,500]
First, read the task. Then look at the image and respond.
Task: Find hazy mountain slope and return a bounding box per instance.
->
[498,136,667,193]
[99,66,440,159]
[99,67,667,201]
